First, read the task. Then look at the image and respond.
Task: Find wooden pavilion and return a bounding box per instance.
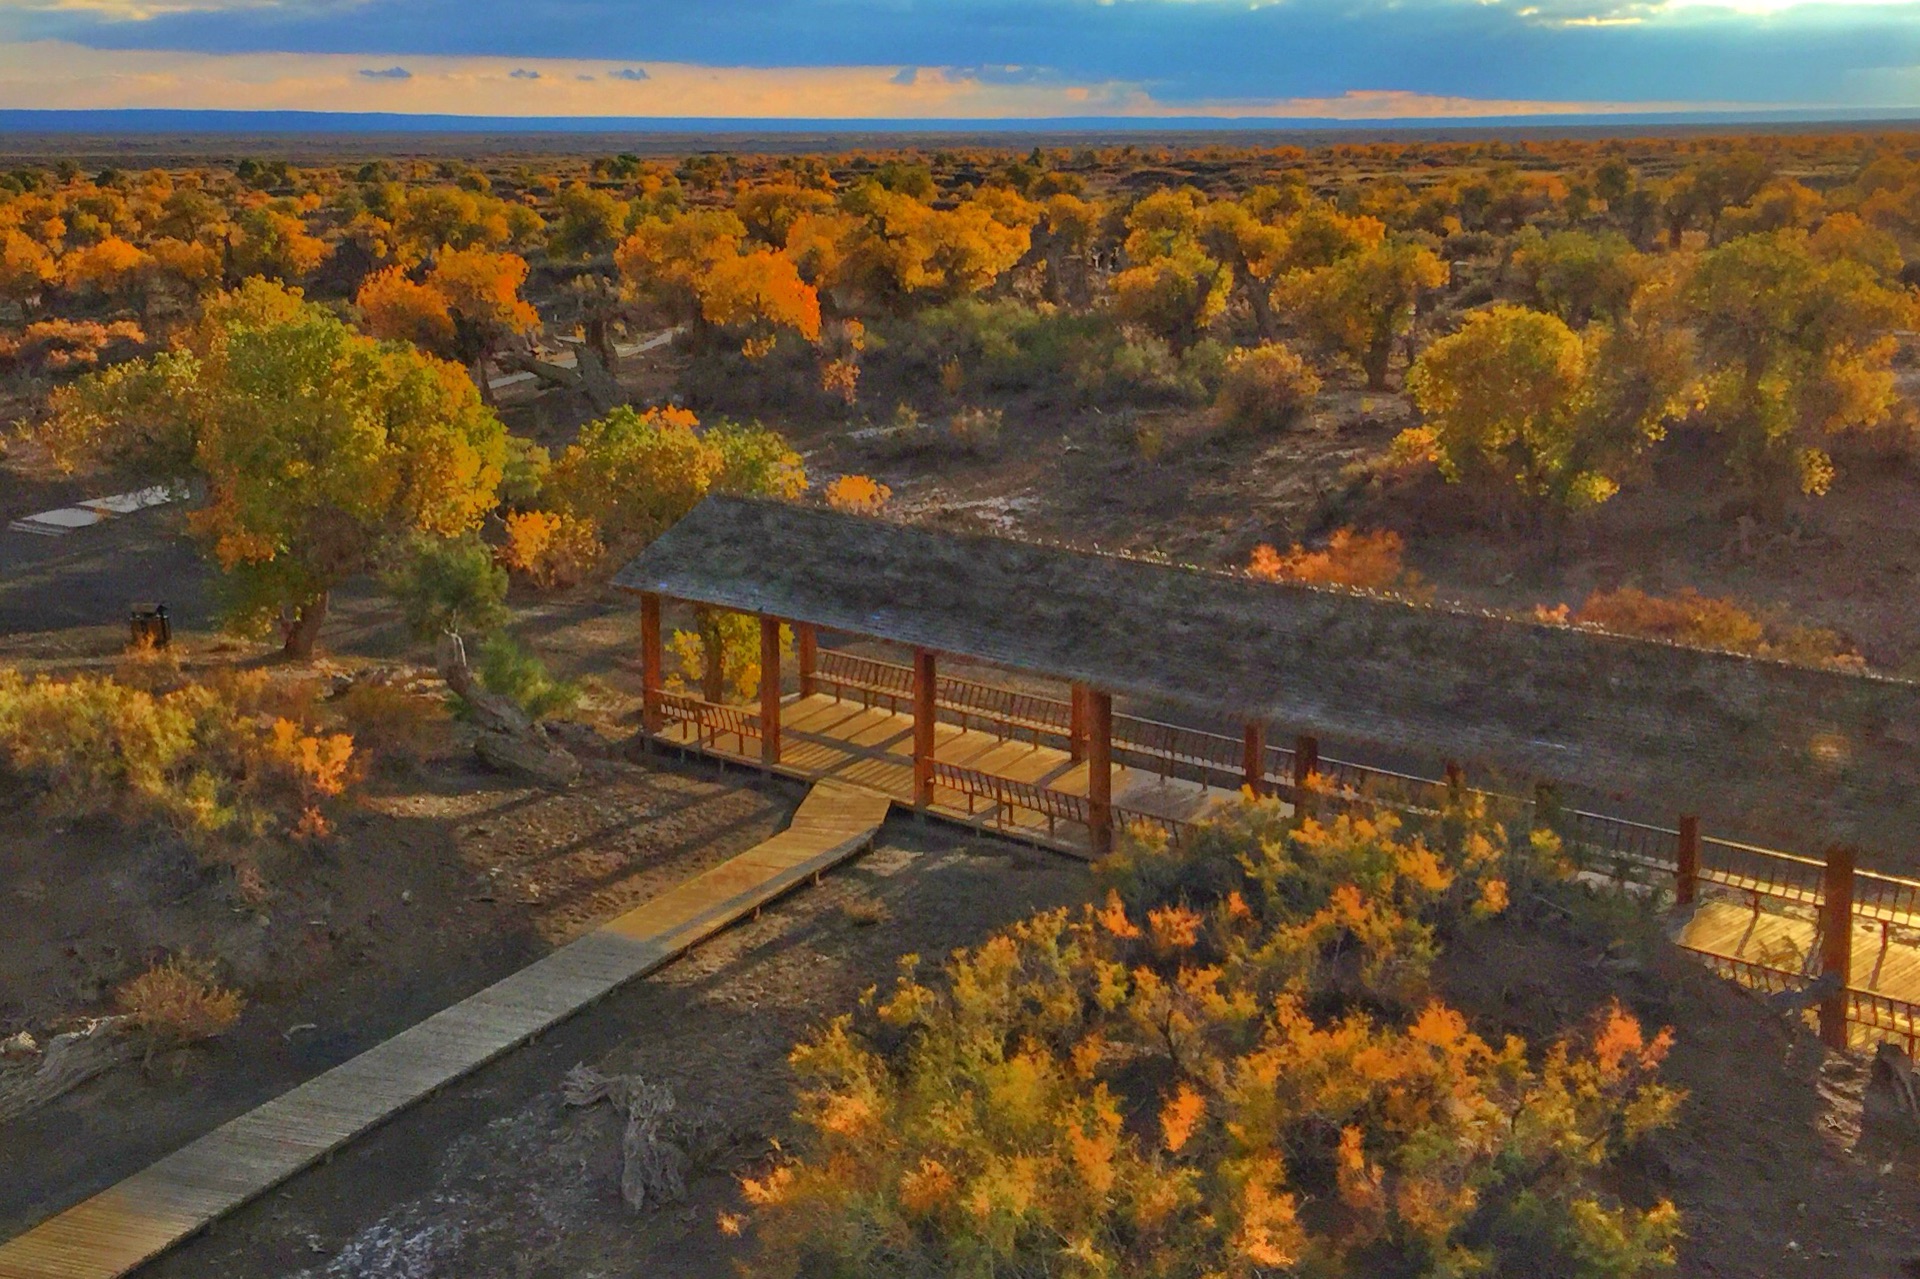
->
[616,497,1920,1051]
[613,495,1920,861]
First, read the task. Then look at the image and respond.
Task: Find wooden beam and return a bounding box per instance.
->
[640,593,663,735]
[1069,684,1089,763]
[913,648,937,807]
[797,623,819,698]
[1088,689,1113,854]
[760,616,782,766]
[1242,721,1266,796]
[1819,844,1856,1050]
[1675,815,1700,907]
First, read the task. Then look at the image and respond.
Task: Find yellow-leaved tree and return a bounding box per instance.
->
[1279,240,1449,390]
[43,279,506,657]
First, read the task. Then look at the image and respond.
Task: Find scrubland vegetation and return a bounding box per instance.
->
[0,130,1915,673]
[736,794,1683,1277]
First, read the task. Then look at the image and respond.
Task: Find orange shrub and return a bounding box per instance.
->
[1558,587,1863,669]
[1248,527,1422,594]
[823,473,891,515]
[500,509,604,589]
[741,796,1680,1278]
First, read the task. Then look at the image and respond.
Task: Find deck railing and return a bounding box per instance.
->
[930,760,1090,842]
[718,646,1920,1051]
[656,690,761,756]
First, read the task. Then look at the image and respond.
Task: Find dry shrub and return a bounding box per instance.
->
[946,405,1003,456]
[823,473,891,516]
[500,509,604,589]
[1249,527,1425,596]
[117,955,244,1060]
[1556,587,1864,670]
[742,796,1681,1278]
[0,666,357,849]
[0,319,145,374]
[1214,340,1322,434]
[820,357,860,405]
[332,681,450,771]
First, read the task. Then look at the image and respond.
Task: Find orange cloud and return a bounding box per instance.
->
[0,41,1754,117]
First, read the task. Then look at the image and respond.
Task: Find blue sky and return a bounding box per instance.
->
[0,0,1914,117]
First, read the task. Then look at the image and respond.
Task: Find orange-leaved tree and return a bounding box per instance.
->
[357,247,541,402]
[43,279,506,657]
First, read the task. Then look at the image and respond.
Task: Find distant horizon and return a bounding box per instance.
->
[2,106,1918,139]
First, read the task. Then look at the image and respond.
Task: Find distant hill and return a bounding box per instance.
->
[0,107,1917,137]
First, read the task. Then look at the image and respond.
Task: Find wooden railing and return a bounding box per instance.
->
[931,760,1090,842]
[656,690,761,756]
[759,646,1920,1051]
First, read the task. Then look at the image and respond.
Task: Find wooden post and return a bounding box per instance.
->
[1819,844,1856,1051]
[1444,759,1464,797]
[640,592,663,736]
[1088,689,1114,854]
[1675,815,1700,906]
[760,615,782,767]
[1243,721,1266,796]
[797,623,818,698]
[1293,734,1320,789]
[1069,684,1089,763]
[913,648,936,808]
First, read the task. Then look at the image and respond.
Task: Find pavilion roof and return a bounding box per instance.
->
[614,495,1920,853]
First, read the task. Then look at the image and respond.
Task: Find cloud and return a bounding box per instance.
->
[890,65,916,85]
[0,40,1781,117]
[608,66,649,80]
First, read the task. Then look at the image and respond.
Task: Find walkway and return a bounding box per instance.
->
[0,781,892,1279]
[1677,898,1920,1052]
[656,691,1243,855]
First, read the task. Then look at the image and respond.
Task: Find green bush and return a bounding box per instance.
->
[475,634,580,719]
[381,532,510,641]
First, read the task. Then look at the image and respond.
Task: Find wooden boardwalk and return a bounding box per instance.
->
[1676,898,1920,1050]
[659,692,1241,853]
[0,781,893,1279]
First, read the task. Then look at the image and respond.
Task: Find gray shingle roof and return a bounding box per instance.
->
[615,495,1920,856]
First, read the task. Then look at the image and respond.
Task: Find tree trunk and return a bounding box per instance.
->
[281,592,328,660]
[573,343,622,414]
[1363,339,1394,392]
[471,357,496,408]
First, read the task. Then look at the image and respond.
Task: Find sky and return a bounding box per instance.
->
[0,0,1914,120]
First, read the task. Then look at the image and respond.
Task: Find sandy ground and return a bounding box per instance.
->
[129,820,1090,1279]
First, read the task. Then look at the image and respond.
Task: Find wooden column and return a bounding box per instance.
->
[1088,689,1114,854]
[1069,684,1090,762]
[913,648,937,808]
[1819,844,1856,1051]
[1293,733,1320,813]
[796,623,819,698]
[759,615,782,767]
[1675,815,1700,907]
[1444,759,1465,798]
[1242,721,1266,796]
[640,592,663,736]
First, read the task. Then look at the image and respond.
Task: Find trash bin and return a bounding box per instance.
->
[129,602,171,650]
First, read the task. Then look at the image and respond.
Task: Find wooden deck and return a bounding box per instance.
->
[1676,897,1920,1050]
[0,781,893,1279]
[658,691,1243,853]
